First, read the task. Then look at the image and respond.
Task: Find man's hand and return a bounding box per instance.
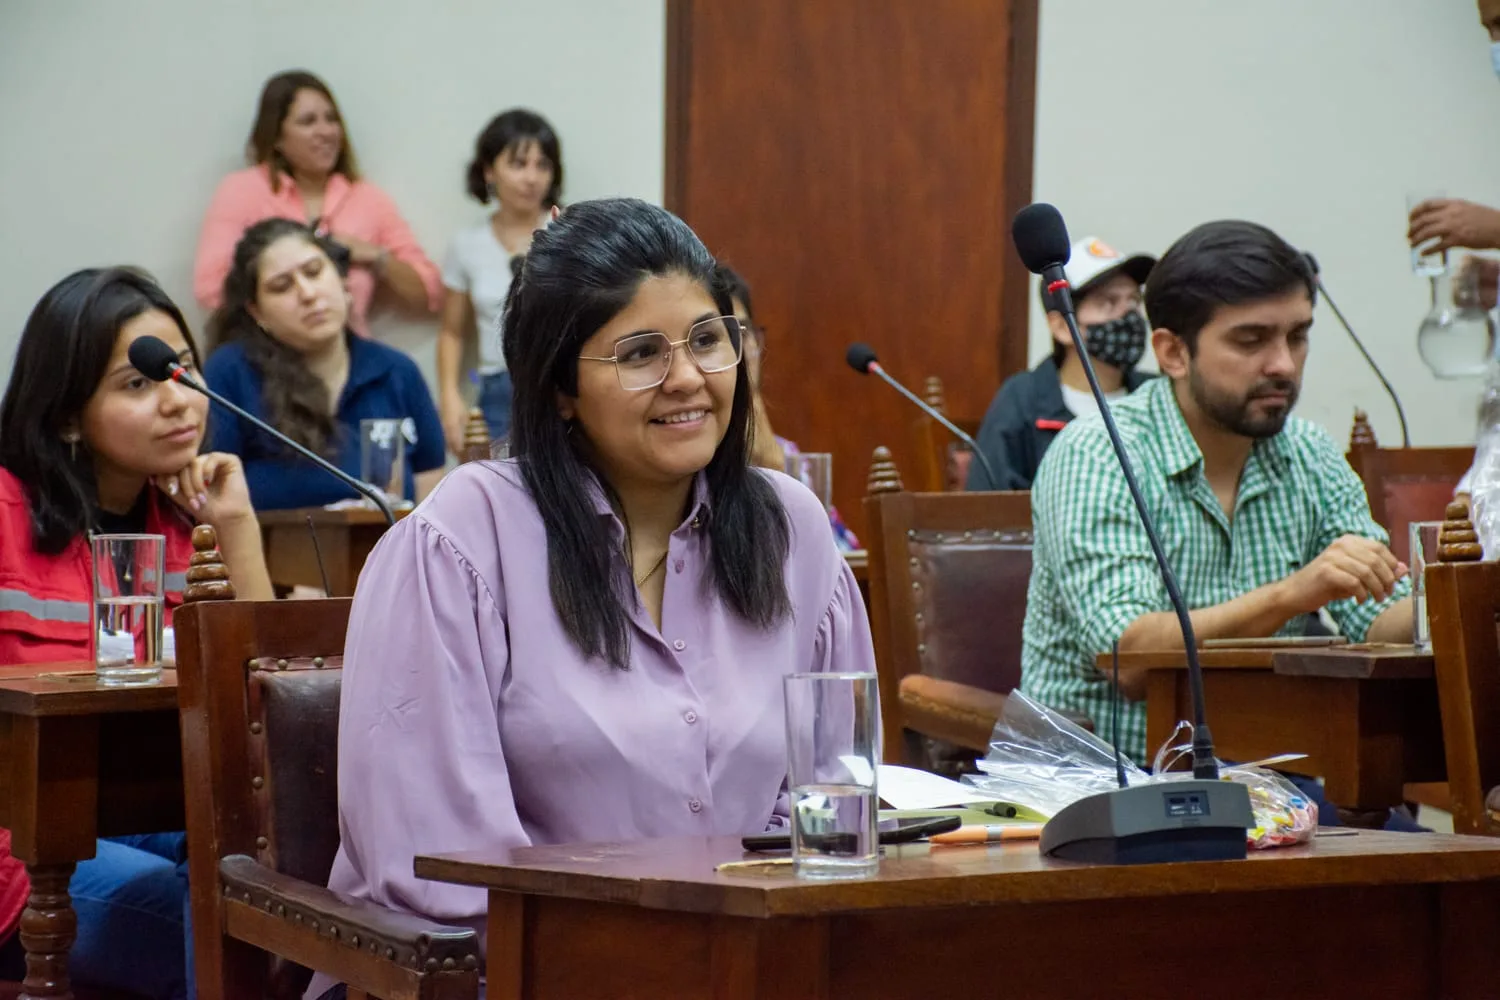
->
[1408,199,1500,253]
[1276,535,1407,615]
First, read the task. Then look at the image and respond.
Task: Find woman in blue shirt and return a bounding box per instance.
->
[204,218,445,510]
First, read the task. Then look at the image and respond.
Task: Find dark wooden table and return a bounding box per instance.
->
[417,830,1500,999]
[0,664,183,1000]
[258,506,407,597]
[1121,644,1444,811]
[263,505,869,601]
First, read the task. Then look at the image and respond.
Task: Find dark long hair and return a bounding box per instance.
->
[246,70,361,193]
[465,109,563,207]
[0,269,200,554]
[502,198,791,669]
[207,218,346,456]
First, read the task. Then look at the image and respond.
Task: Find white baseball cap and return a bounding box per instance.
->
[1064,236,1155,295]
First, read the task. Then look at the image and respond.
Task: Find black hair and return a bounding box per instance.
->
[206,218,350,457]
[713,263,755,320]
[1144,220,1318,353]
[502,198,791,669]
[466,109,564,207]
[0,268,201,554]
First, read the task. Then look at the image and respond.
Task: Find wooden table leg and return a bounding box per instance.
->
[18,862,76,1000]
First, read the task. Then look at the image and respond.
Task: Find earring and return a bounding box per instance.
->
[63,433,79,461]
[486,181,496,200]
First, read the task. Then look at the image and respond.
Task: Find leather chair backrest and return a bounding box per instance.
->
[246,659,343,889]
[1381,477,1464,565]
[907,527,1032,694]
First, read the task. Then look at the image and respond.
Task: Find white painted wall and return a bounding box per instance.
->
[3,0,1495,453]
[0,0,664,392]
[1032,0,1500,447]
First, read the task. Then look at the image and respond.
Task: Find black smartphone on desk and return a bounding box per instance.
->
[741,814,961,853]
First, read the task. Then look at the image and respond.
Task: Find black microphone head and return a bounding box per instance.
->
[1012,203,1072,276]
[846,342,879,374]
[127,335,181,382]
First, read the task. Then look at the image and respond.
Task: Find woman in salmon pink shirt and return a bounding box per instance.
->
[193,70,441,335]
[0,268,274,997]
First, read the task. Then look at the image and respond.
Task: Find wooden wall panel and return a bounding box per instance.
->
[666,0,1037,534]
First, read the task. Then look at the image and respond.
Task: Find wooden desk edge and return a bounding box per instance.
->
[0,669,179,717]
[415,834,1500,919]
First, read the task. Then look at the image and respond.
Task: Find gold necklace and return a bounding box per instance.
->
[633,550,669,587]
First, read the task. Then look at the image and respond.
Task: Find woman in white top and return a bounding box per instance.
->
[436,109,562,454]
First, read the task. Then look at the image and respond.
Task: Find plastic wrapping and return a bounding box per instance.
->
[1471,360,1500,558]
[962,691,1316,850]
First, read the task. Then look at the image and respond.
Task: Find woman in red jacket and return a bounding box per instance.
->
[0,267,273,997]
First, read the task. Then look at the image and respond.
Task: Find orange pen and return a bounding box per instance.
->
[929,823,1044,845]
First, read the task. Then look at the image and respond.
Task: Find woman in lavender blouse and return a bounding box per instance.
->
[321,198,877,958]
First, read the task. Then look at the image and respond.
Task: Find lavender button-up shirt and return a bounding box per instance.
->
[325,459,876,938]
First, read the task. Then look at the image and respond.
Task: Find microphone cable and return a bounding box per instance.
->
[1306,253,1411,447]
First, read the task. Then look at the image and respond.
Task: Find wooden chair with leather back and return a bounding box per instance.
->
[909,376,981,492]
[1425,503,1500,837]
[1345,410,1474,565]
[862,447,1035,773]
[173,527,479,1000]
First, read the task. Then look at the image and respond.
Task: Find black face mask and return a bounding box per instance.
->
[1083,310,1147,370]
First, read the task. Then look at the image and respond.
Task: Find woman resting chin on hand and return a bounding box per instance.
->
[0,265,274,667]
[0,266,275,999]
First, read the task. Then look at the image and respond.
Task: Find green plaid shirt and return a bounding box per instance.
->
[1020,377,1410,763]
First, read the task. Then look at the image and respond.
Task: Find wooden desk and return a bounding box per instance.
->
[1124,645,1445,810]
[258,506,406,596]
[0,664,183,1000]
[263,506,869,601]
[417,830,1500,998]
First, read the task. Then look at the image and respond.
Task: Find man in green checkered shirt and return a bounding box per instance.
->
[1022,220,1413,766]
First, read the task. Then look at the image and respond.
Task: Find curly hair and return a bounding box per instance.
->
[206,218,348,456]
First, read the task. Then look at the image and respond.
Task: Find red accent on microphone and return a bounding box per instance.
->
[1047,279,1070,294]
[168,368,185,383]
[1035,418,1068,431]
[867,361,884,375]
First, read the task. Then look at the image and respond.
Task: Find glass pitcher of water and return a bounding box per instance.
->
[1417,264,1494,380]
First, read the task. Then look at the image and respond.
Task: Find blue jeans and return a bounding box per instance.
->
[477,371,513,444]
[0,834,193,999]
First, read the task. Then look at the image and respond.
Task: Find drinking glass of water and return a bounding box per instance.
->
[783,671,881,879]
[1409,521,1443,652]
[90,533,166,686]
[784,452,833,510]
[359,418,406,503]
[1408,190,1449,277]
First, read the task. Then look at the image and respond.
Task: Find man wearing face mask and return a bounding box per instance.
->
[966,237,1155,491]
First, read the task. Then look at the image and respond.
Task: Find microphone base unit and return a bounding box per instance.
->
[1039,779,1253,865]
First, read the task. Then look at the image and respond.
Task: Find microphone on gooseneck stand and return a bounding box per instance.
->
[844,343,1001,488]
[1303,252,1412,448]
[1012,202,1253,865]
[127,335,396,526]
